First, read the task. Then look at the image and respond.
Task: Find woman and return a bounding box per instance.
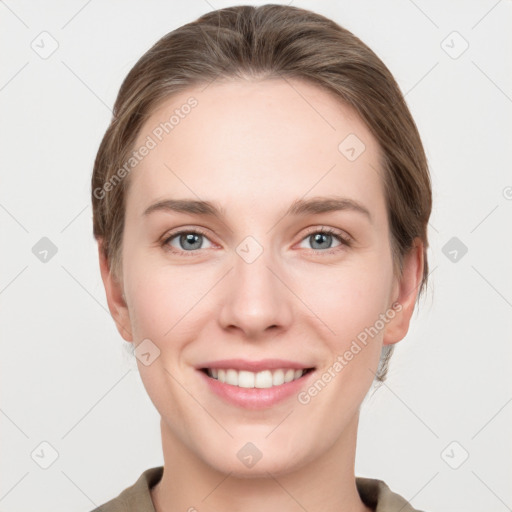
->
[91,4,431,511]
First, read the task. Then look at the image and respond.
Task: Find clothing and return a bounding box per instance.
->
[90,466,425,512]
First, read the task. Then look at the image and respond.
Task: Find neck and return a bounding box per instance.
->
[151,412,372,512]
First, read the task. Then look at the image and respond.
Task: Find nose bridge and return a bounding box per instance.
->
[218,236,291,335]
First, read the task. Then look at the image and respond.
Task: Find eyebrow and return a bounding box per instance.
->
[143,196,372,223]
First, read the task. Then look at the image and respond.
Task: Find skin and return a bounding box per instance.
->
[99,77,423,512]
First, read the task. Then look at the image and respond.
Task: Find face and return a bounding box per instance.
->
[101,78,421,477]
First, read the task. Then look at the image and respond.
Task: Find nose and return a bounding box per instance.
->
[218,244,293,339]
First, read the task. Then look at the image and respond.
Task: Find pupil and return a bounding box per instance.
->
[181,233,201,250]
[312,233,331,250]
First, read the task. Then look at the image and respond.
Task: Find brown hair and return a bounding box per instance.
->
[91,4,432,382]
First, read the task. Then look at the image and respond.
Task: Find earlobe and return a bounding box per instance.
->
[383,238,424,346]
[97,241,133,342]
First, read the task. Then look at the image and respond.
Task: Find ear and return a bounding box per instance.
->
[97,240,133,342]
[383,238,425,346]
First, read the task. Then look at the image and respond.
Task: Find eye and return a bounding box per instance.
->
[161,226,351,256]
[298,227,351,253]
[162,228,214,254]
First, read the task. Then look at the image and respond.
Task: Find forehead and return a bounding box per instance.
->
[127,77,385,222]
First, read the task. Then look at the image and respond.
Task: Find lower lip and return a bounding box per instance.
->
[197,369,316,410]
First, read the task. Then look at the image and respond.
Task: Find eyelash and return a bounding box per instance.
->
[160,226,352,256]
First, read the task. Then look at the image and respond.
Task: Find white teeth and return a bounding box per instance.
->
[284,369,295,383]
[255,370,273,388]
[238,370,255,388]
[272,369,285,386]
[206,368,307,388]
[226,369,238,386]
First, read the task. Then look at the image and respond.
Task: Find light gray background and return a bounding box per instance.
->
[1,1,511,511]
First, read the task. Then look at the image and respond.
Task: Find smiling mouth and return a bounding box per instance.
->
[200,367,315,389]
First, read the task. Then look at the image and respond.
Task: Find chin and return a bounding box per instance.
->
[200,442,312,478]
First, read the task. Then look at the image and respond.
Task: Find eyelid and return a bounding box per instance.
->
[161,225,213,243]
[301,225,352,244]
[297,226,352,254]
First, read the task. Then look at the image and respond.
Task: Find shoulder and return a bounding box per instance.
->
[89,466,164,512]
[88,468,427,512]
[356,476,429,512]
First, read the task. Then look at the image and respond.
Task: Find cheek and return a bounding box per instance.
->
[124,262,203,415]
[300,264,391,402]
[294,257,394,340]
[130,279,190,342]
[123,248,197,342]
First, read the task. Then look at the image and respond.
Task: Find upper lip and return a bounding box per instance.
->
[197,359,315,372]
